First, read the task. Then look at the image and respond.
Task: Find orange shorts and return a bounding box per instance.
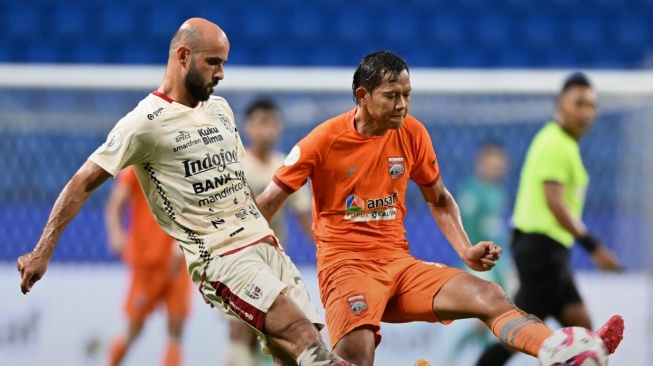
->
[125,264,191,321]
[318,256,463,348]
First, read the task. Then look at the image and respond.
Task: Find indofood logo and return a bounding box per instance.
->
[182,150,238,177]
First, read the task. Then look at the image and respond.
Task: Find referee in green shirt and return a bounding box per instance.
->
[476,72,622,365]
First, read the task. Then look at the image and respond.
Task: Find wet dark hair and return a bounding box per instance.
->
[561,72,592,94]
[352,51,409,104]
[245,99,279,119]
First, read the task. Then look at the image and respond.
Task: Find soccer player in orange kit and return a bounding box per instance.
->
[255,51,624,366]
[105,167,191,366]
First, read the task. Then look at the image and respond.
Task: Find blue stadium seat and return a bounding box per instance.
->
[6,4,42,38]
[264,43,299,66]
[335,12,372,44]
[429,13,466,47]
[25,39,62,63]
[613,16,649,51]
[498,47,536,68]
[567,15,603,49]
[243,7,279,40]
[289,8,324,41]
[120,40,163,64]
[382,10,421,43]
[474,13,511,47]
[52,5,88,39]
[405,47,437,67]
[521,14,558,51]
[99,5,137,38]
[73,40,110,64]
[453,48,487,67]
[544,50,581,68]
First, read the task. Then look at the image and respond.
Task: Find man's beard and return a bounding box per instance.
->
[185,63,216,102]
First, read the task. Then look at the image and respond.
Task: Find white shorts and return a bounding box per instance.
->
[196,242,324,338]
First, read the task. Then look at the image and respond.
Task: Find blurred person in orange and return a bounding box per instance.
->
[105,166,191,366]
[228,99,313,366]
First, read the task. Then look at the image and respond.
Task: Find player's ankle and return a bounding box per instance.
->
[297,342,353,366]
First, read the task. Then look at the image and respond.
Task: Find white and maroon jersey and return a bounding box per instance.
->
[89,92,275,273]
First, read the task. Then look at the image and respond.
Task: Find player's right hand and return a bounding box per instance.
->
[463,241,502,272]
[17,251,49,294]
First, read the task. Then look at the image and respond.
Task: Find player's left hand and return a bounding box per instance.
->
[591,246,622,272]
[17,251,50,294]
[463,241,502,272]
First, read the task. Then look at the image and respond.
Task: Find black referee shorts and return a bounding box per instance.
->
[511,229,583,321]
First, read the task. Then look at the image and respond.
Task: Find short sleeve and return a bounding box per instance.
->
[408,119,440,186]
[89,111,158,177]
[273,127,325,193]
[534,141,570,184]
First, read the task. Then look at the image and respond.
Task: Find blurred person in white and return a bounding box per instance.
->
[475,72,624,366]
[16,17,354,366]
[228,99,313,366]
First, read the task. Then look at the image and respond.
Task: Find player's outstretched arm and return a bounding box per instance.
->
[256,180,291,222]
[418,177,501,271]
[17,160,112,294]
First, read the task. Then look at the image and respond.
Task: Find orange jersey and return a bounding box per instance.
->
[274,108,440,271]
[118,168,177,267]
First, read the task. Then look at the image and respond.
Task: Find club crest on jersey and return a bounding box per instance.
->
[347,295,368,315]
[388,157,405,180]
[245,284,263,300]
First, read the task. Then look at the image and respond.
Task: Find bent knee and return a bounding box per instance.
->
[474,280,515,313]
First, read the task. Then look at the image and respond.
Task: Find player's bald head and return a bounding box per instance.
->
[169,18,228,53]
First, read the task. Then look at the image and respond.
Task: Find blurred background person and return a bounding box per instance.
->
[105,167,191,366]
[476,72,623,366]
[226,98,313,366]
[447,141,514,364]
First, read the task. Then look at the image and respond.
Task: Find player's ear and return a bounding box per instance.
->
[355,86,368,105]
[176,46,191,65]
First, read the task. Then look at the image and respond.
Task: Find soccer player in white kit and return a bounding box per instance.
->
[16,18,353,366]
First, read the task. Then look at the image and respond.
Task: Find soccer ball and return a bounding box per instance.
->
[538,327,608,366]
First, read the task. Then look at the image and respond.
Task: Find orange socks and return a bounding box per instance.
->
[164,341,182,366]
[108,337,127,366]
[491,309,554,356]
[110,337,182,366]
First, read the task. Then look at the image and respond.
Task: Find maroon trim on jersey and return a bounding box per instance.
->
[210,280,267,331]
[421,173,441,188]
[272,176,297,194]
[152,90,174,103]
[220,235,283,256]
